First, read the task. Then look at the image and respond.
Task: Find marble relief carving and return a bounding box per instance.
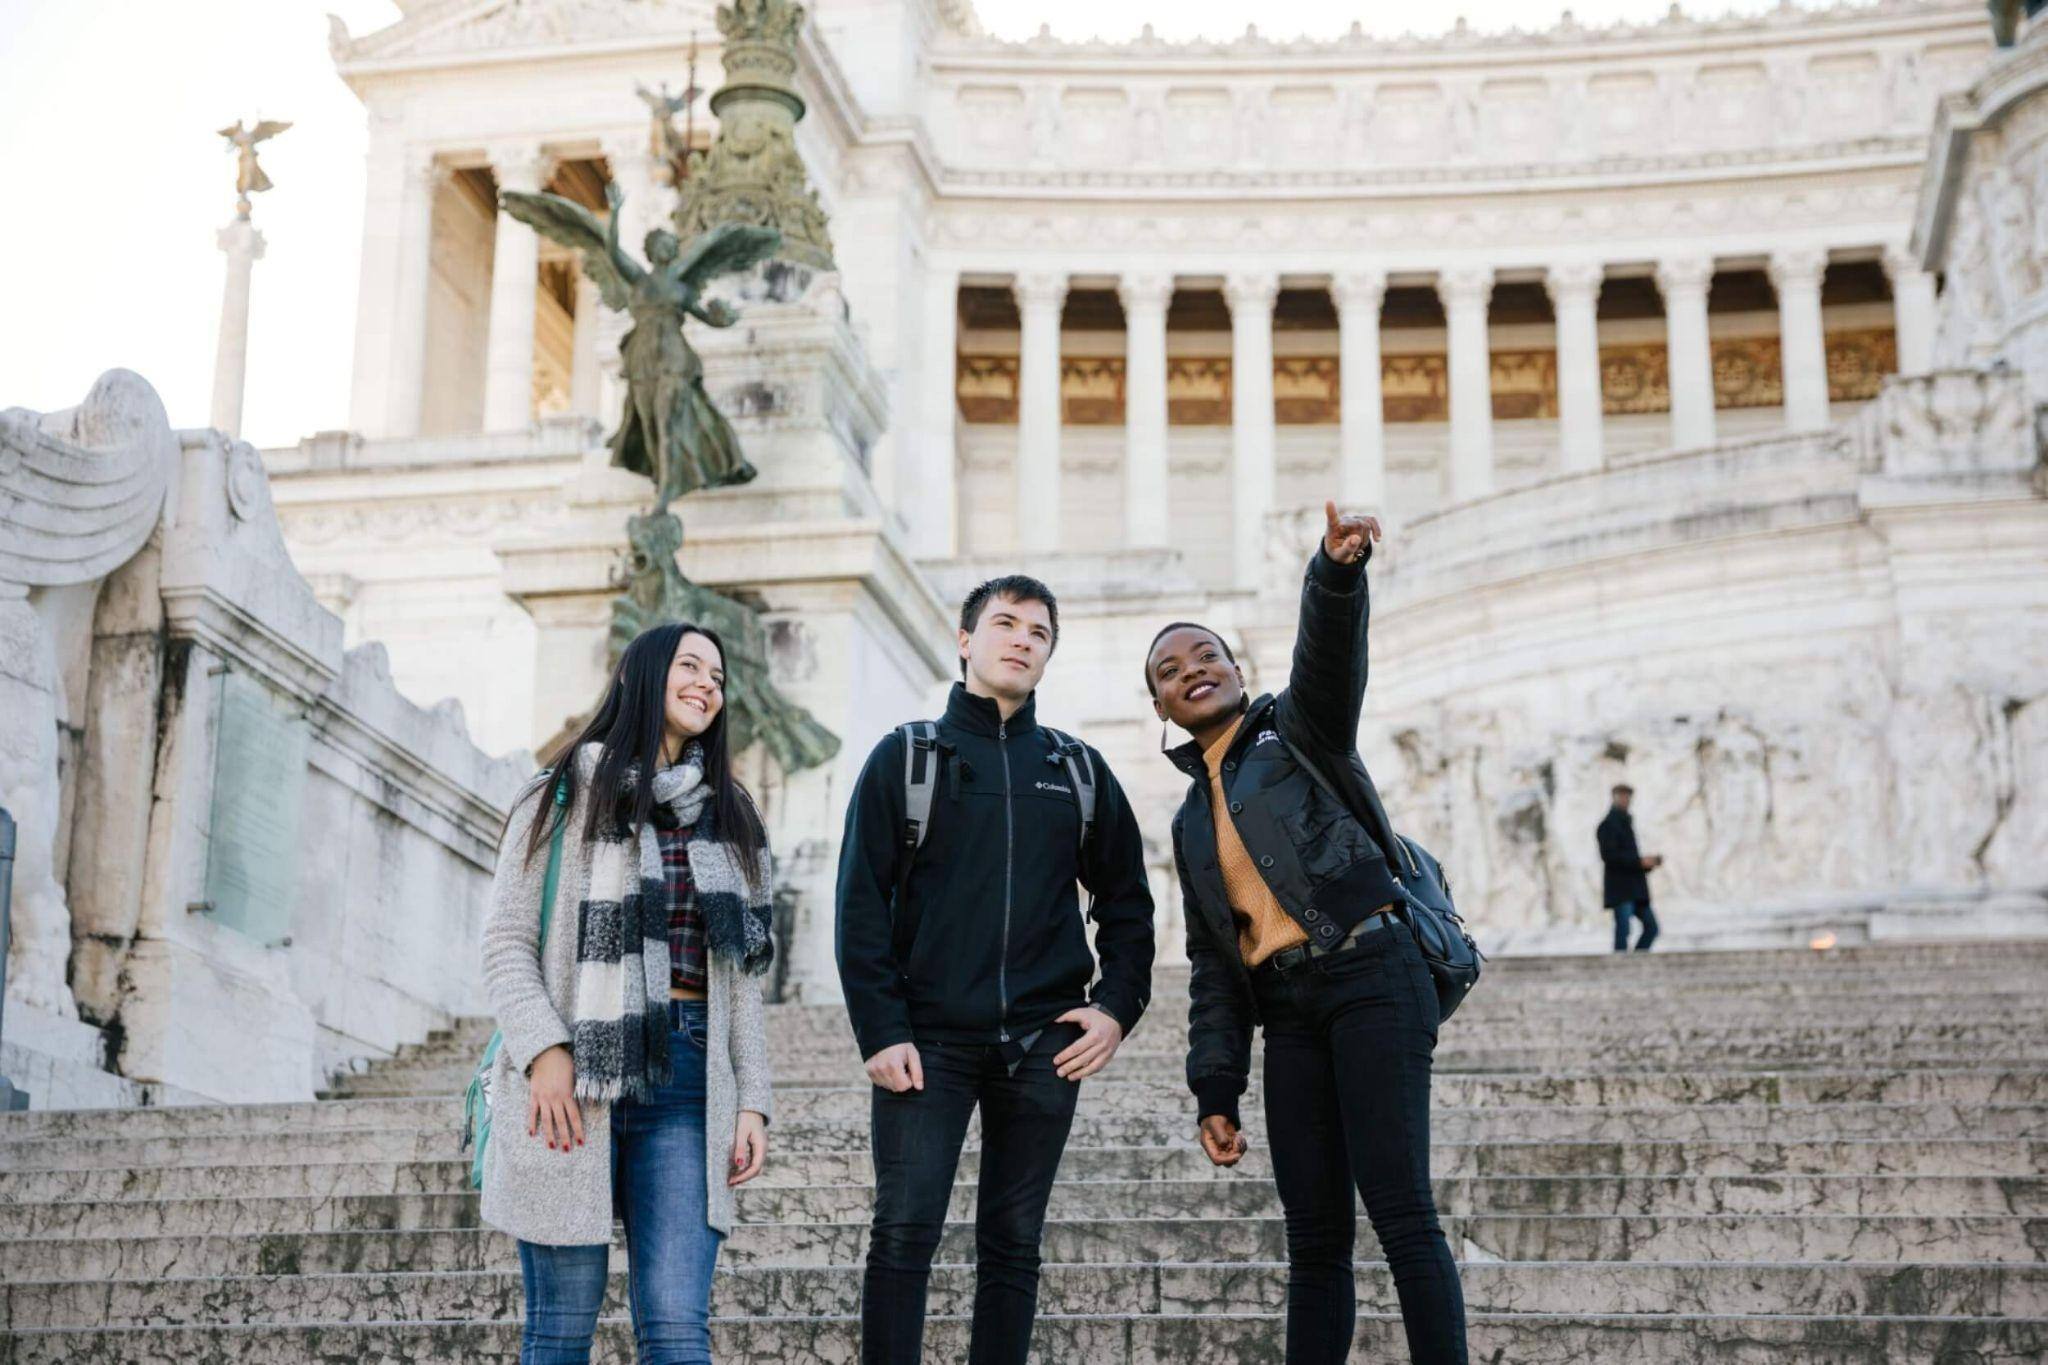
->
[953,328,1897,426]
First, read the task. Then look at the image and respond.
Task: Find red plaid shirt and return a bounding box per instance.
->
[655,809,707,994]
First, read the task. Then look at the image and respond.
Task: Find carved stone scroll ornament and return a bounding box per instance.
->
[0,371,179,1018]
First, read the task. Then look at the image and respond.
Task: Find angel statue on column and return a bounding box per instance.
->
[501,184,779,511]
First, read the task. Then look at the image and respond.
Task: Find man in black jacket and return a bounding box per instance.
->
[1597,784,1661,951]
[835,573,1155,1365]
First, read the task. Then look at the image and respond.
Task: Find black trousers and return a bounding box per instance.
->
[860,1024,1082,1365]
[1251,924,1469,1365]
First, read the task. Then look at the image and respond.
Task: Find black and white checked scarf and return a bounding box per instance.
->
[571,746,774,1103]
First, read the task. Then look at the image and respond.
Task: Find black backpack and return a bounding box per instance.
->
[1278,732,1484,1022]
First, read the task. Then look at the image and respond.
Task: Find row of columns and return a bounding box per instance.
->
[983,246,1940,585]
[353,137,664,439]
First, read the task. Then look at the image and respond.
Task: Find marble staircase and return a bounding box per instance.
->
[3,942,2046,1362]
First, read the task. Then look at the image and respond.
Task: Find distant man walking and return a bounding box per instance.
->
[1597,784,1662,952]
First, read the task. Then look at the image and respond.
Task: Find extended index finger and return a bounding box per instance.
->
[1324,499,1340,537]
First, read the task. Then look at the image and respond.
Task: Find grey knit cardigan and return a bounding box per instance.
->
[478,744,774,1245]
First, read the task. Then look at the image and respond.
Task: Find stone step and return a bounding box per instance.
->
[7,1214,2044,1284]
[8,1136,2037,1205]
[10,1095,2044,1174]
[6,1173,2041,1242]
[10,1095,2044,1162]
[7,1259,2043,1330]
[7,1310,2045,1364]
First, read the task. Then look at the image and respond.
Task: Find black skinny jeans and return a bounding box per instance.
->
[860,1024,1082,1365]
[1251,924,1469,1365]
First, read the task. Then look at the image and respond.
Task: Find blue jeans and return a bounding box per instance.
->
[1613,900,1659,952]
[518,999,721,1364]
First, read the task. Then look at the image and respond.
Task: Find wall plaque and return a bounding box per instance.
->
[199,671,308,947]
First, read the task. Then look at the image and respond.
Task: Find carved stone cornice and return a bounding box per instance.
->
[334,0,711,68]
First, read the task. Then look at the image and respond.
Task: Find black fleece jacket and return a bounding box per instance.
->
[835,685,1156,1059]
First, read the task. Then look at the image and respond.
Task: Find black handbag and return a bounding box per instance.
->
[1279,733,1485,1022]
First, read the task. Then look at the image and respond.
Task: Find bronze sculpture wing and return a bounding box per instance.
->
[500,190,641,310]
[671,223,782,291]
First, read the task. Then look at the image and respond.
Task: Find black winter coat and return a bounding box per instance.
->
[1597,807,1651,908]
[1166,547,1407,1127]
[834,685,1156,1059]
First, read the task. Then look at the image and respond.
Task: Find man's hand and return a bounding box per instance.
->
[1053,1006,1125,1081]
[1643,855,1664,871]
[864,1042,923,1093]
[1199,1115,1248,1167]
[1323,500,1382,566]
[526,1045,584,1153]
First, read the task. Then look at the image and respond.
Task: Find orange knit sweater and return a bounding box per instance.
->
[1203,716,1310,967]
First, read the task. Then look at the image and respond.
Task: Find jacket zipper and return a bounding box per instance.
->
[998,718,1014,1042]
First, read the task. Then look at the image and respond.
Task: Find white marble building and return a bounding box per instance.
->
[266,0,2048,991]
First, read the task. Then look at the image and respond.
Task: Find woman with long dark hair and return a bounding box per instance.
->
[478,622,776,1364]
[1144,503,1467,1364]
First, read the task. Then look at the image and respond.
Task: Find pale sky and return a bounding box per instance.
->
[0,0,1786,449]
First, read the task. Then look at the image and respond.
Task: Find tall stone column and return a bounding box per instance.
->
[347,133,405,436]
[1331,270,1388,506]
[386,151,441,439]
[481,144,552,433]
[570,274,603,417]
[1119,272,1174,548]
[1225,271,1279,587]
[1547,262,1607,474]
[209,217,265,439]
[1883,244,1938,378]
[1656,256,1718,450]
[1437,266,1496,503]
[1014,272,1068,555]
[915,263,962,558]
[1772,247,1832,432]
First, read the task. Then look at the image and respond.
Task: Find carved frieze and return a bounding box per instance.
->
[954,326,1898,427]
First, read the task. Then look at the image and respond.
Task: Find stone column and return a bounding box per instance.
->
[1225,271,1279,587]
[915,263,962,558]
[481,144,552,433]
[1656,256,1718,450]
[1437,266,1496,503]
[1883,244,1938,379]
[1547,262,1607,474]
[208,217,265,439]
[386,151,441,438]
[1331,270,1388,506]
[1118,272,1174,548]
[570,274,603,417]
[347,134,404,436]
[1771,247,1832,432]
[1014,272,1068,554]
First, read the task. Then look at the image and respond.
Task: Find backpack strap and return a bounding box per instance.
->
[899,722,942,855]
[537,770,572,947]
[1042,727,1097,851]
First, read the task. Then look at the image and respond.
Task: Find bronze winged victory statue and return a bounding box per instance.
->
[500,185,779,511]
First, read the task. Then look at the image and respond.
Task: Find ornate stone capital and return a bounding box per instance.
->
[1880,242,1926,284]
[487,142,554,194]
[1330,269,1389,315]
[1768,247,1829,294]
[402,147,444,192]
[1013,271,1070,313]
[1654,255,1716,299]
[1223,270,1281,314]
[1545,261,1605,308]
[1435,266,1494,310]
[1117,272,1176,315]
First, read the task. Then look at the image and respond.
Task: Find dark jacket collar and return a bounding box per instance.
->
[944,681,1037,738]
[1165,693,1275,781]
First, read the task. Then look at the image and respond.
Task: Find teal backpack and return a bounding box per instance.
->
[461,776,570,1192]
